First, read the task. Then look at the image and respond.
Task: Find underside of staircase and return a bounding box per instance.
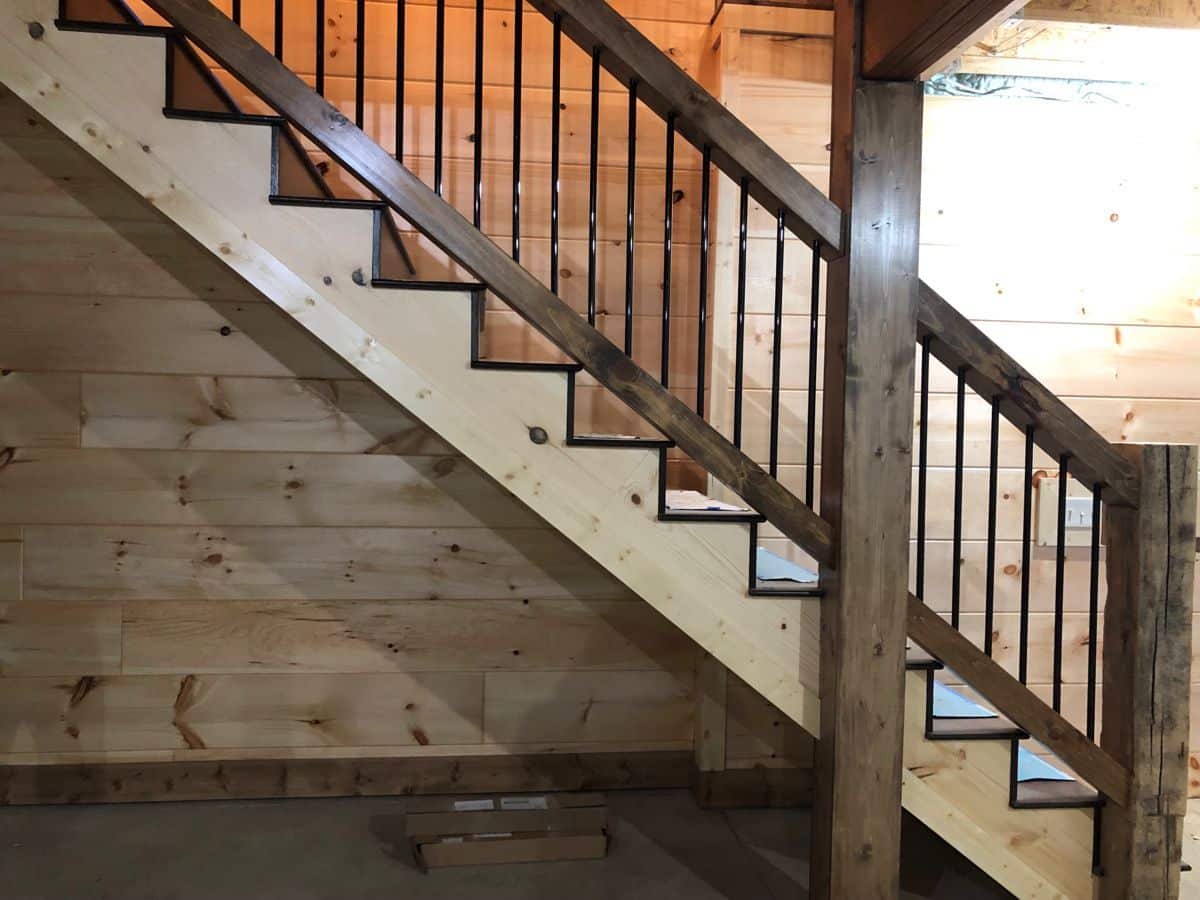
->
[0,2,1124,896]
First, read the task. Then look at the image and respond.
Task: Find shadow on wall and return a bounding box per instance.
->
[0,84,699,801]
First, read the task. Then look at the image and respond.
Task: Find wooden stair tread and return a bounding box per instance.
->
[1013,778,1100,809]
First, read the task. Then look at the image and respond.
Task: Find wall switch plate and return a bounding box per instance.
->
[1036,476,1097,548]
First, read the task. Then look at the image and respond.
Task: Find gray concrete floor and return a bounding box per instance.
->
[0,789,1008,899]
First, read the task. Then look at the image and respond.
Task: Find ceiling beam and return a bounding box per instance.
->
[861,0,1026,80]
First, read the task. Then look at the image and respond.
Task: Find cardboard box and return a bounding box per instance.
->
[407,793,609,870]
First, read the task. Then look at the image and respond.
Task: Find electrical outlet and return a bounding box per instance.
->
[1036,476,1098,548]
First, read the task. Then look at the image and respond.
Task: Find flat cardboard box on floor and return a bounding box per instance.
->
[407,792,608,870]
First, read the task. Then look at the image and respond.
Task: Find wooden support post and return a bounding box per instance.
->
[1099,444,1198,900]
[812,3,924,895]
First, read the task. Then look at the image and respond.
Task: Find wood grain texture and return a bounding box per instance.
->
[812,78,922,900]
[0,749,692,805]
[0,601,122,676]
[0,372,80,449]
[0,449,537,527]
[861,0,1025,79]
[22,525,624,602]
[907,593,1130,806]
[142,0,837,567]
[0,542,20,604]
[693,651,728,773]
[81,374,452,454]
[120,598,691,673]
[1099,444,1198,898]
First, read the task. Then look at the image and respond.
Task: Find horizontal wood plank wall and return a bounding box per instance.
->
[707,17,1200,792]
[0,68,775,793]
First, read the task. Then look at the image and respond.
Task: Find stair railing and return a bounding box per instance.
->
[910,280,1197,836]
[132,0,1195,853]
[139,0,839,568]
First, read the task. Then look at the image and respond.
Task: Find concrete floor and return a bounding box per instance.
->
[0,789,1018,899]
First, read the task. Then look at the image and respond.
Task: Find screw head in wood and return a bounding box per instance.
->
[351,268,366,286]
[28,21,45,39]
[529,426,548,445]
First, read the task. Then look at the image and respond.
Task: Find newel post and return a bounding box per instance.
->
[1100,444,1197,899]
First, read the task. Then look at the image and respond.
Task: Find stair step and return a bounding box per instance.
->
[270,195,384,211]
[373,278,487,292]
[927,716,1028,741]
[905,648,943,671]
[1012,778,1101,810]
[54,19,174,37]
[567,435,674,449]
[163,107,283,126]
[748,583,824,598]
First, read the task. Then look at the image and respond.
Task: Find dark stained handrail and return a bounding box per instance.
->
[142,0,839,569]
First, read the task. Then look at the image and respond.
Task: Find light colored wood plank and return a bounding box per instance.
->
[483,669,694,744]
[0,372,80,449]
[902,672,1095,899]
[693,651,728,773]
[726,674,814,769]
[22,524,620,601]
[0,601,121,675]
[0,672,483,752]
[1023,0,1200,27]
[0,295,355,377]
[0,449,538,527]
[0,214,260,301]
[121,597,690,673]
[81,374,451,454]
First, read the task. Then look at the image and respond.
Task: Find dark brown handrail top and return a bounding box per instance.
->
[142,0,839,569]
[527,0,843,258]
[918,280,1140,509]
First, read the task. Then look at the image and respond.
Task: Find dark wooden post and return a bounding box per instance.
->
[811,2,924,896]
[1100,444,1197,900]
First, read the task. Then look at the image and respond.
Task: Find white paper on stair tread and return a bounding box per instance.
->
[665,489,748,512]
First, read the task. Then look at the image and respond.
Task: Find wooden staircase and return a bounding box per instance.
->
[1,1,1192,897]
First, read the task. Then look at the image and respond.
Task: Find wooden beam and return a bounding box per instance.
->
[918,280,1142,510]
[811,0,922,881]
[1099,444,1198,899]
[862,0,1027,80]
[142,0,836,569]
[906,594,1132,807]
[0,751,691,805]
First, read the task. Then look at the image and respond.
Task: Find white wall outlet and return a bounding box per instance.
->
[1036,475,1097,548]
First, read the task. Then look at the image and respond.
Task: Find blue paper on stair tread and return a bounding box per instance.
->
[931,681,997,719]
[755,547,819,584]
[1016,746,1074,783]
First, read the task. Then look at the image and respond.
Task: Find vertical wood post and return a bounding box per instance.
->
[1100,444,1197,900]
[811,3,923,896]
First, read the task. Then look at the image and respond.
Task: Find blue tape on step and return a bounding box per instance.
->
[931,681,997,719]
[1016,746,1074,783]
[755,547,819,584]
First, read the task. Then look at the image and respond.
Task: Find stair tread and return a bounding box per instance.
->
[905,648,942,671]
[928,715,1027,740]
[1013,778,1100,809]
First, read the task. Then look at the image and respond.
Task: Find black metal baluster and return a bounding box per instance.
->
[354,0,365,128]
[733,177,749,450]
[768,209,785,478]
[916,336,931,601]
[951,367,966,631]
[1087,482,1103,740]
[472,0,485,229]
[586,49,601,326]
[1053,453,1071,713]
[274,0,284,61]
[231,0,241,26]
[624,79,638,356]
[550,14,562,294]
[511,0,522,261]
[395,0,405,161]
[434,0,446,196]
[984,395,1000,656]
[661,114,676,387]
[315,0,325,97]
[1019,425,1035,684]
[805,240,821,507]
[696,146,712,417]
